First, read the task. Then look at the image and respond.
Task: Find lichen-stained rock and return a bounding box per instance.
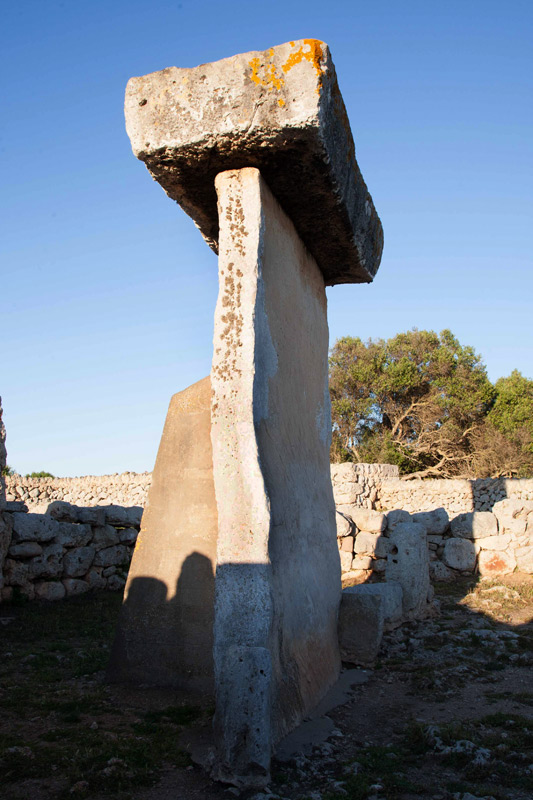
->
[478,549,517,576]
[124,40,383,286]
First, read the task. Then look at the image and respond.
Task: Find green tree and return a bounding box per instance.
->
[25,470,55,478]
[329,329,496,477]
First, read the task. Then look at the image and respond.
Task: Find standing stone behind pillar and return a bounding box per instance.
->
[108,376,217,692]
[211,168,341,786]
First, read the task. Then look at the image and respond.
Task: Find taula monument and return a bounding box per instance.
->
[109,39,383,787]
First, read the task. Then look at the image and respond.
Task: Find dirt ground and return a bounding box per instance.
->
[1,575,532,800]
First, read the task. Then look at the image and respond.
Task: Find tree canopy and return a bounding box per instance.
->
[329,329,533,478]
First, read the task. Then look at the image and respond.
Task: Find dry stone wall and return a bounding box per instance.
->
[0,502,142,602]
[4,473,151,511]
[2,463,533,603]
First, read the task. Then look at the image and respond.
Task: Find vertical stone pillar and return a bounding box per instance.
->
[108,376,217,692]
[211,168,341,785]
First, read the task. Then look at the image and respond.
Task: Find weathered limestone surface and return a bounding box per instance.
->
[125,40,383,286]
[211,168,341,785]
[108,377,217,692]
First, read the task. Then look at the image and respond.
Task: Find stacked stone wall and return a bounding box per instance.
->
[4,473,151,510]
[378,477,533,514]
[1,464,532,603]
[0,502,142,602]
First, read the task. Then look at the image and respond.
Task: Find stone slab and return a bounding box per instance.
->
[108,376,217,692]
[385,522,430,617]
[344,582,404,629]
[125,40,383,285]
[211,168,341,785]
[338,589,384,666]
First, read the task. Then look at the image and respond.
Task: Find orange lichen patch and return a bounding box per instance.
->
[249,56,285,91]
[282,39,325,89]
[278,98,285,107]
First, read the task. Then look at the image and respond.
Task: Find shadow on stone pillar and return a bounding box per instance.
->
[107,377,217,693]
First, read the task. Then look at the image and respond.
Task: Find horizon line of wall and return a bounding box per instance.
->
[5,466,533,516]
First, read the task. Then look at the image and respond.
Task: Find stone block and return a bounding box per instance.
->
[53,522,92,548]
[8,541,42,558]
[351,555,373,570]
[125,40,383,286]
[118,527,138,544]
[85,567,106,590]
[473,534,512,553]
[354,531,389,557]
[12,513,58,543]
[339,549,353,573]
[450,512,498,539]
[34,581,66,601]
[515,545,533,572]
[429,561,456,582]
[346,582,403,629]
[336,511,353,538]
[334,485,364,504]
[412,507,449,535]
[385,522,429,617]
[28,544,64,579]
[4,558,30,586]
[386,509,411,533]
[340,536,354,552]
[349,509,386,533]
[62,578,89,597]
[108,377,217,692]
[91,525,119,550]
[338,588,384,666]
[93,544,129,568]
[442,538,476,571]
[478,549,517,576]
[63,546,96,578]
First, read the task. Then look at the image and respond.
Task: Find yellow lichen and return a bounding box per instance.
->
[248,54,285,94]
[278,98,285,107]
[282,39,325,91]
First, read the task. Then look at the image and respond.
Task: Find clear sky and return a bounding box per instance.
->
[2,0,532,477]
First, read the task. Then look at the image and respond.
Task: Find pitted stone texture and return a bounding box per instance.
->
[108,376,217,692]
[442,538,477,571]
[211,168,341,784]
[385,522,430,617]
[125,40,383,286]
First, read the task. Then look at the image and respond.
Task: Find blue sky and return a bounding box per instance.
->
[2,0,532,476]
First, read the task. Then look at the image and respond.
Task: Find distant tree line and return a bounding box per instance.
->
[329,329,533,479]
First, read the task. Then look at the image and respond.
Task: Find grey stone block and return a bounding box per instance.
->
[338,589,384,666]
[12,513,58,543]
[125,40,383,286]
[63,546,96,578]
[385,522,430,617]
